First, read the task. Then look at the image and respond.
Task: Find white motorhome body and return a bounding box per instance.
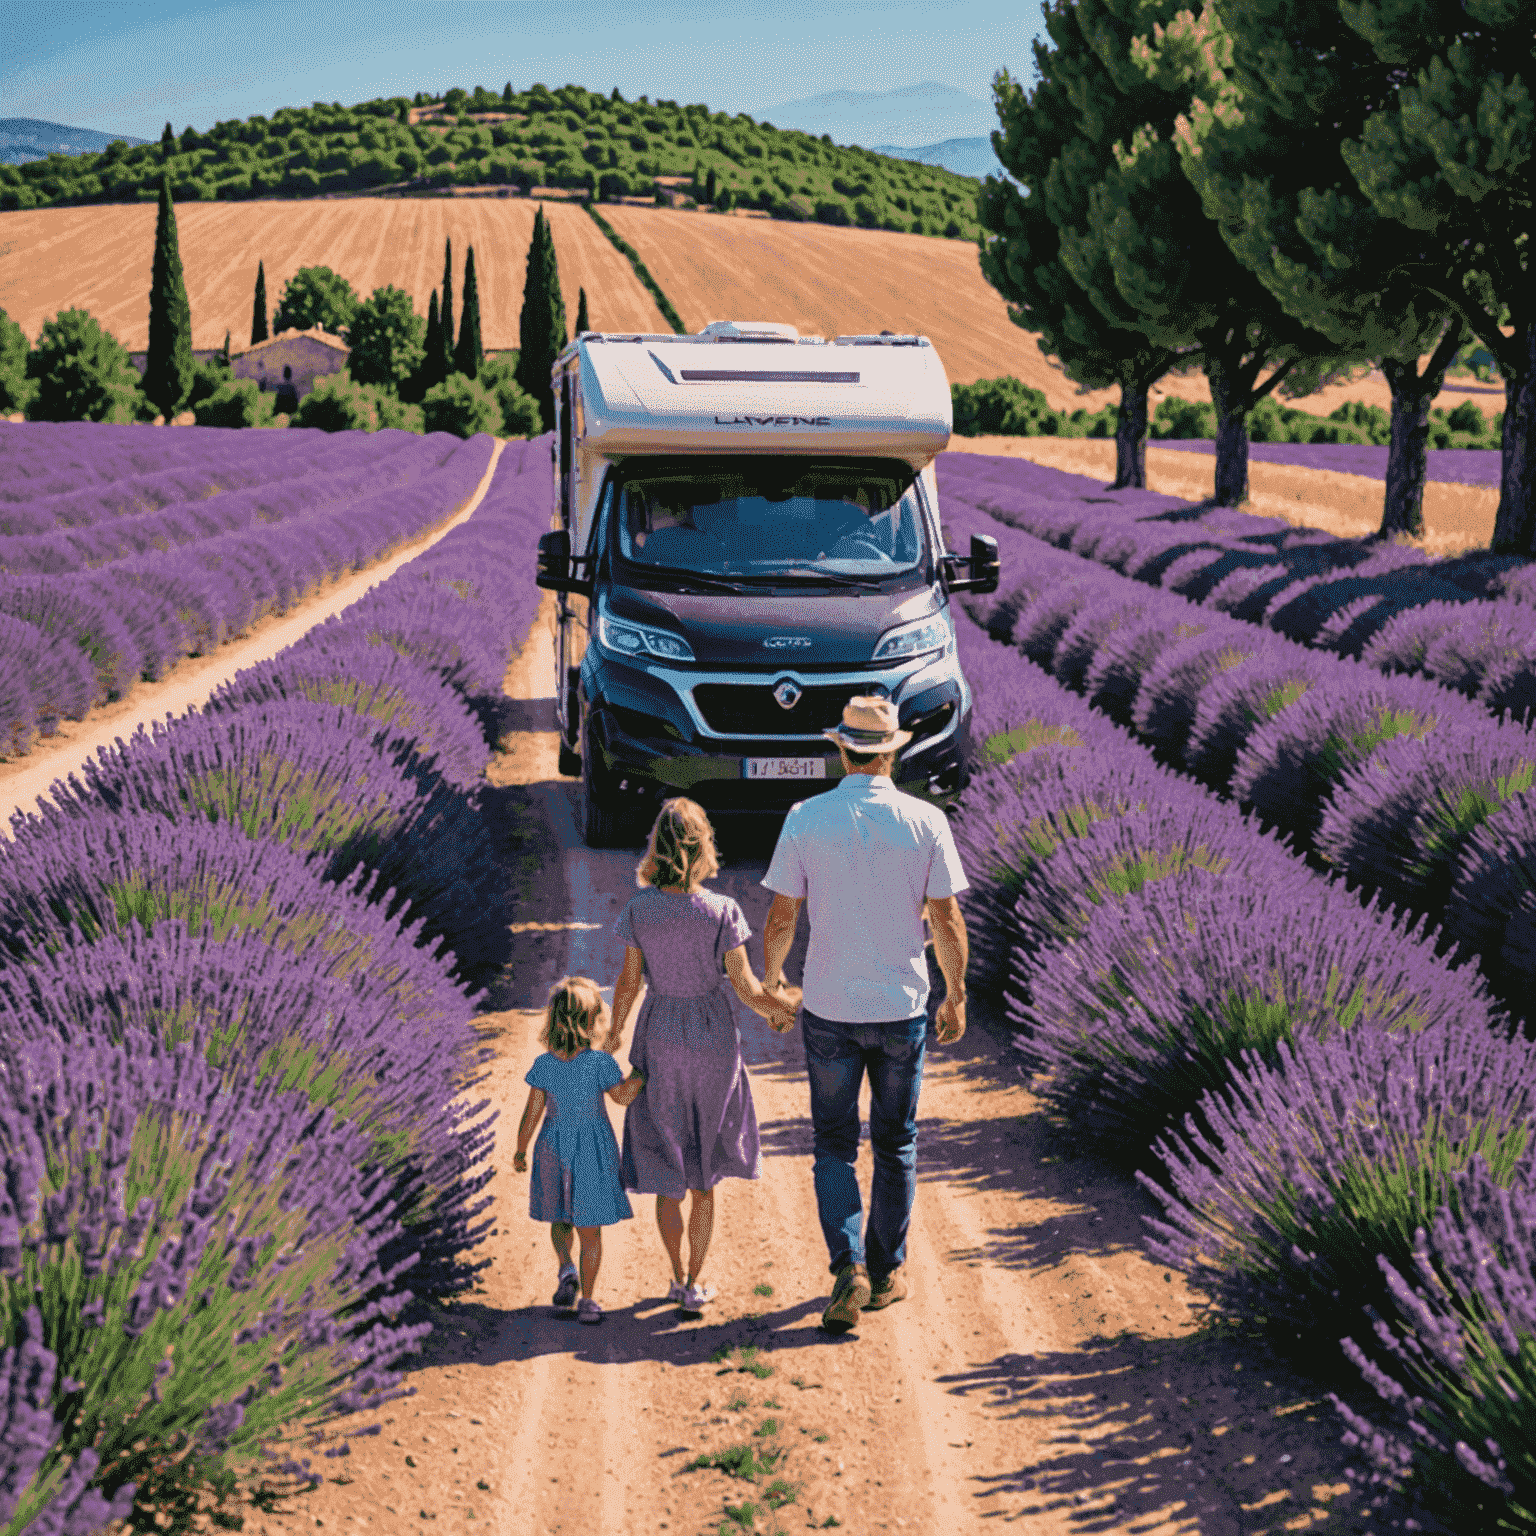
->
[540,321,998,847]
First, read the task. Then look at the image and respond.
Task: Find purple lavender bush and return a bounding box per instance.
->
[1139,1020,1529,1363]
[1185,646,1334,792]
[0,1028,430,1532]
[30,698,503,986]
[1052,592,1148,694]
[1332,1157,1536,1532]
[1131,625,1273,769]
[1023,871,1498,1162]
[1443,793,1536,1003]
[1232,670,1483,854]
[951,744,1180,1001]
[1315,725,1536,927]
[1477,646,1536,729]
[205,633,492,792]
[0,810,497,1302]
[1083,613,1211,727]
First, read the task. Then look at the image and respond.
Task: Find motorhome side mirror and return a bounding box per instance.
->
[945,533,1000,593]
[969,533,1000,594]
[536,529,577,592]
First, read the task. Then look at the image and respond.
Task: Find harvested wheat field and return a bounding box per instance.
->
[0,196,1498,422]
[948,435,1501,555]
[0,198,667,353]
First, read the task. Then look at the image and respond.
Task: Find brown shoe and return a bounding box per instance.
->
[820,1262,871,1333]
[864,1267,908,1310]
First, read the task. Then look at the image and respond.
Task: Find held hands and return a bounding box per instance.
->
[934,993,966,1045]
[758,980,802,1034]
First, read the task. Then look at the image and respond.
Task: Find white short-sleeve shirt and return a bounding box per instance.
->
[762,774,969,1024]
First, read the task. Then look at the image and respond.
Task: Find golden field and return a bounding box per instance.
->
[0,197,1498,420]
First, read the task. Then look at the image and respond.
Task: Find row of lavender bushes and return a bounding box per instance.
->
[0,432,555,1535]
[940,466,1536,1530]
[0,421,495,761]
[940,451,1536,729]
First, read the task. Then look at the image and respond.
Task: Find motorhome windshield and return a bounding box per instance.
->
[609,457,930,588]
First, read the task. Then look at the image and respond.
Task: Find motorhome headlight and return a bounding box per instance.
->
[872,612,951,664]
[597,599,696,663]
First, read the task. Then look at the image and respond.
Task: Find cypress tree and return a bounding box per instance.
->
[575,287,589,336]
[251,260,268,345]
[440,237,455,377]
[143,173,194,422]
[454,246,484,378]
[421,288,442,392]
[502,81,513,106]
[705,167,717,206]
[160,122,175,160]
[222,329,230,362]
[516,206,568,433]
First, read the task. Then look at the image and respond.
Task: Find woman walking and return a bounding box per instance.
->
[609,798,797,1315]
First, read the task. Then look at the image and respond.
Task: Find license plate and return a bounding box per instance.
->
[744,757,826,780]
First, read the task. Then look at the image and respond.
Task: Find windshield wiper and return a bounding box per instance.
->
[643,571,751,594]
[733,566,885,589]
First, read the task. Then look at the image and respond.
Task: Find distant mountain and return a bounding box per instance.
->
[751,82,995,153]
[867,136,1010,182]
[0,118,151,166]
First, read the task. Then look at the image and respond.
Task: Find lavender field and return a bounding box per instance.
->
[940,456,1536,1532]
[1151,438,1503,488]
[0,428,556,1533]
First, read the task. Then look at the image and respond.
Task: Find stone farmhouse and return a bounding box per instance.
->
[127,327,350,413]
[232,328,350,411]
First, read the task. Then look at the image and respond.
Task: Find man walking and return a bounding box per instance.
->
[760,695,970,1334]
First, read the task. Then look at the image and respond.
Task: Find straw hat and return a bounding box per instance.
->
[822,695,912,752]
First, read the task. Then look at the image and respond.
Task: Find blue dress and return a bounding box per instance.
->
[525,1049,634,1227]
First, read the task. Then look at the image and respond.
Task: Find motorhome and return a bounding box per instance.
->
[536,319,999,847]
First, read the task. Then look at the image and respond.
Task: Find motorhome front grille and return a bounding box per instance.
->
[677,370,860,383]
[693,683,855,736]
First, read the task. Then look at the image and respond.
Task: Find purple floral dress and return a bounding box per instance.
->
[614,886,763,1198]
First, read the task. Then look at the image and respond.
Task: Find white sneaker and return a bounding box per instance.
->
[680,1281,716,1314]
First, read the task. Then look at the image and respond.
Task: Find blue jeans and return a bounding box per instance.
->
[801,1007,927,1281]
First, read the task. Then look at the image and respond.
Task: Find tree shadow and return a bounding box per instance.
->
[934,1330,1419,1532]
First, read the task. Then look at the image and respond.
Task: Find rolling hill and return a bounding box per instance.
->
[0,117,151,166]
[0,195,1470,421]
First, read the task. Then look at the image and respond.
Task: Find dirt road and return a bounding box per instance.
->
[235,596,1402,1536]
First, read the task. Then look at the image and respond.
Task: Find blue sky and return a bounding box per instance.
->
[0,0,1045,145]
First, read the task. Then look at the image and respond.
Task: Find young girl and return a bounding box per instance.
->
[513,975,645,1324]
[608,798,799,1316]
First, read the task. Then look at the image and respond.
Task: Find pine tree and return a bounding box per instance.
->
[454,246,484,378]
[705,167,717,206]
[502,81,513,106]
[143,173,194,422]
[516,206,568,433]
[575,287,590,336]
[415,287,442,398]
[160,122,175,160]
[251,260,268,345]
[440,237,456,377]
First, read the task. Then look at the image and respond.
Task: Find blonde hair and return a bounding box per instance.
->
[637,797,719,892]
[541,975,608,1056]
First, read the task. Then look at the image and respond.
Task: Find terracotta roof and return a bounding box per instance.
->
[233,326,350,360]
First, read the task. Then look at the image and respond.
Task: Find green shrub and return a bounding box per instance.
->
[290,370,380,431]
[193,377,278,428]
[1150,397,1218,439]
[25,308,144,423]
[476,356,543,437]
[421,372,499,437]
[0,306,37,415]
[374,389,424,432]
[1446,399,1489,436]
[951,376,1055,436]
[185,354,233,412]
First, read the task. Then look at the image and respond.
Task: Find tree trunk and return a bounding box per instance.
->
[1111,378,1149,490]
[1206,353,1250,507]
[1378,325,1463,540]
[1491,321,1536,556]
